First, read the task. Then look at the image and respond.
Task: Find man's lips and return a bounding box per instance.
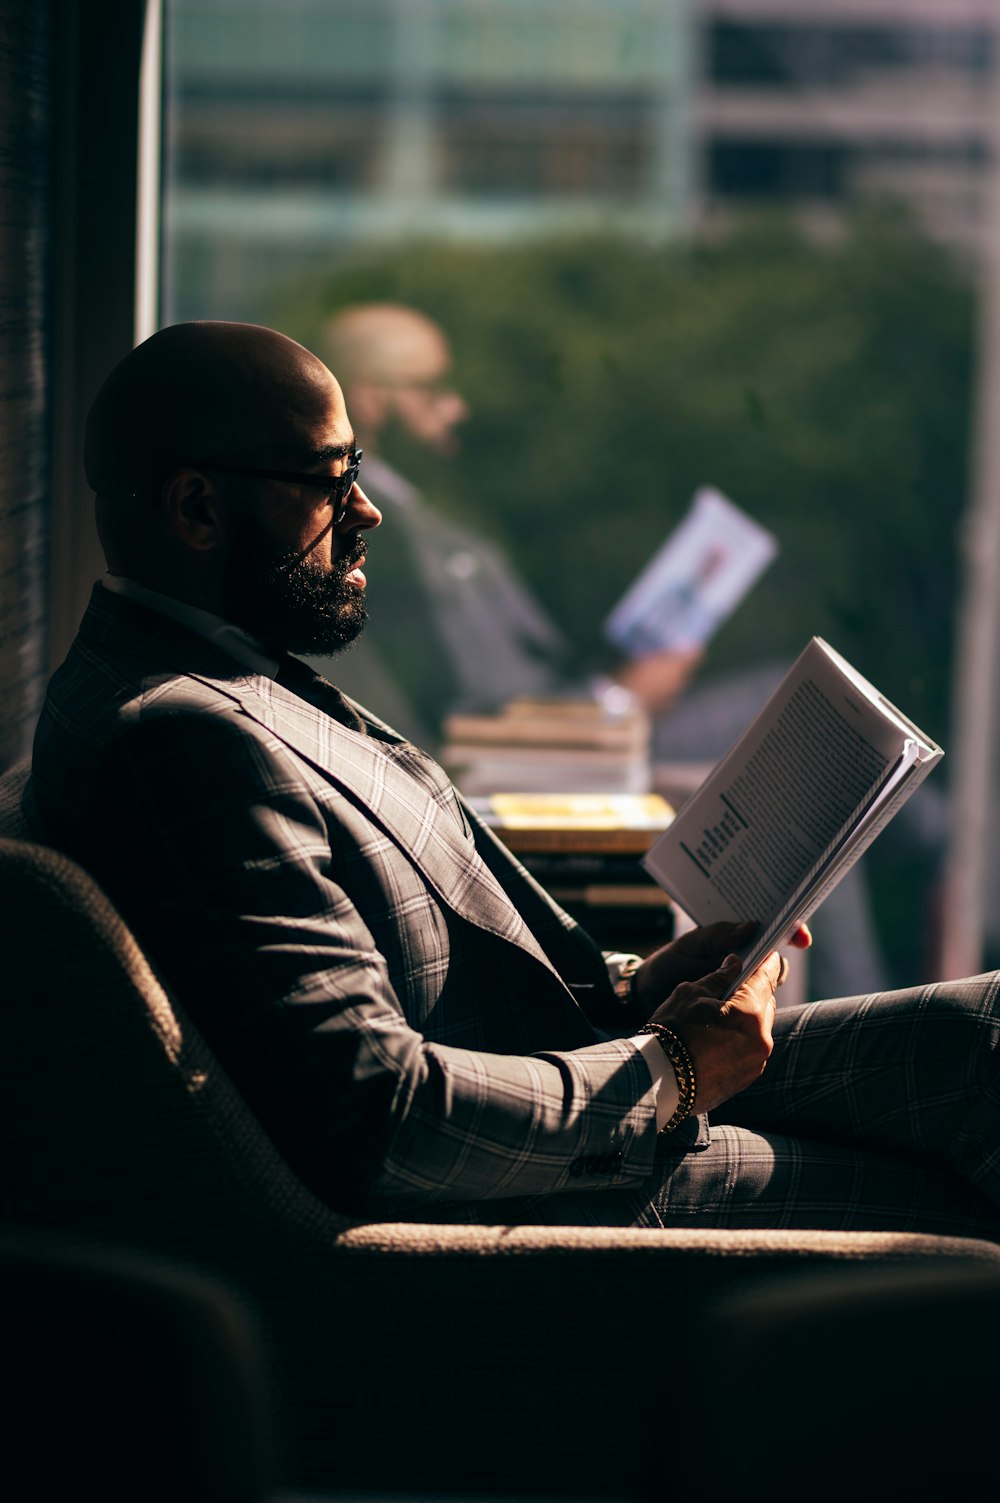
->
[345,555,366,587]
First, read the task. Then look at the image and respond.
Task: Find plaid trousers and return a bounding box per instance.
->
[436,972,1000,1236]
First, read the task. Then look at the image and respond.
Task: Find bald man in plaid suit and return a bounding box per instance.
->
[25,322,1000,1237]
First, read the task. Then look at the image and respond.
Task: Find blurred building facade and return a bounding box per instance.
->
[165,0,1000,322]
[164,0,698,319]
[700,0,998,258]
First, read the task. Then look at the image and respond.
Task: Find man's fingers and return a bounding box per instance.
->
[670,923,753,978]
[677,919,757,957]
[667,955,741,1010]
[736,949,782,999]
[706,919,757,948]
[788,923,812,950]
[707,953,743,992]
[668,948,780,1020]
[762,950,783,988]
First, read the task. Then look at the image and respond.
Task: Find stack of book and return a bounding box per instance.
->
[469,791,677,955]
[440,696,652,796]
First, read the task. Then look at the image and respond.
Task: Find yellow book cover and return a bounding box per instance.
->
[470,792,674,854]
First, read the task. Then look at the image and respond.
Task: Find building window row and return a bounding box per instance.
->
[709,22,994,89]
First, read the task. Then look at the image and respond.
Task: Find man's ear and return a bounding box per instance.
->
[161,468,226,552]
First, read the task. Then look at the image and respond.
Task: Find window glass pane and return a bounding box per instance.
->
[163,1,999,989]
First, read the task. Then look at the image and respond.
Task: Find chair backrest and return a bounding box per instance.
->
[2,1231,274,1503]
[0,761,374,1486]
[0,756,31,839]
[0,766,353,1284]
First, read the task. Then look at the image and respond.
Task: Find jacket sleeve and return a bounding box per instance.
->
[81,706,661,1213]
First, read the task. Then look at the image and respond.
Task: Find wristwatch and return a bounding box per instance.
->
[613,954,642,1004]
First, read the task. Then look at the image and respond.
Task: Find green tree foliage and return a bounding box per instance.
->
[275,208,974,747]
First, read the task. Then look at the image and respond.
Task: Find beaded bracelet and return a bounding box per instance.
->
[637,1022,697,1134]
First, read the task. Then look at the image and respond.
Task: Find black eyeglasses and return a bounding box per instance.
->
[197,450,362,524]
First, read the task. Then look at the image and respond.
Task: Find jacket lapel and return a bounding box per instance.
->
[193,669,570,977]
[79,587,581,984]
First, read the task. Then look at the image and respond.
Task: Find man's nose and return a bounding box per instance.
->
[340,482,381,531]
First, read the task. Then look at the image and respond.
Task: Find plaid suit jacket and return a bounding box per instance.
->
[26,586,660,1213]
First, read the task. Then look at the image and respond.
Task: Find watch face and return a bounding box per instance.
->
[615,958,641,1002]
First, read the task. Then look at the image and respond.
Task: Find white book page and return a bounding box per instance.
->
[732,741,932,985]
[642,638,943,984]
[604,488,778,657]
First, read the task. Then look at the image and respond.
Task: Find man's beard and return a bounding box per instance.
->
[224,513,369,656]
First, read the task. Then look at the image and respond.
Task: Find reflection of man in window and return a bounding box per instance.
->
[316,303,699,749]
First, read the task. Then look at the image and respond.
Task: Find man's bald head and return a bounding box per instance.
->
[318,303,468,455]
[320,303,449,388]
[85,320,338,506]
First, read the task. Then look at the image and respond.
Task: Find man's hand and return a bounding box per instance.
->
[632,919,812,1015]
[649,950,783,1115]
[612,646,703,715]
[632,920,756,1012]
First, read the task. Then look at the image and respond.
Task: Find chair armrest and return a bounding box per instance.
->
[263,1222,1000,1496]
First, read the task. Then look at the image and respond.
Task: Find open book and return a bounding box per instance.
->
[641,637,944,995]
[604,487,778,658]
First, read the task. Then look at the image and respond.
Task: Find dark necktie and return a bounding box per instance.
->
[274,654,368,735]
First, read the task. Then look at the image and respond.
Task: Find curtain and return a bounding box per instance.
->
[0,0,49,770]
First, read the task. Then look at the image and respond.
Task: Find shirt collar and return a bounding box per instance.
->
[101,573,281,677]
